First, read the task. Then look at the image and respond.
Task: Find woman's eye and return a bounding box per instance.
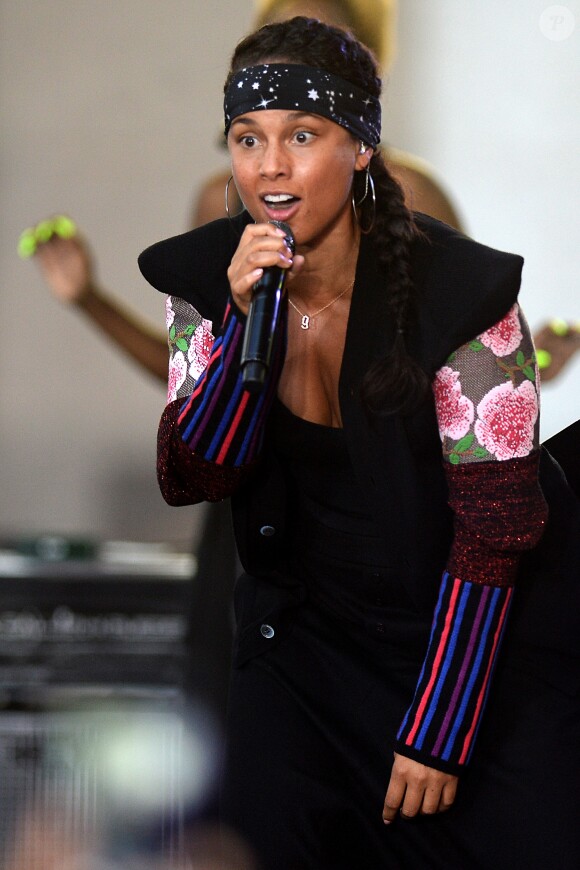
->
[240,135,257,148]
[294,131,314,144]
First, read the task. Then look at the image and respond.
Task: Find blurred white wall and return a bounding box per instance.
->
[1,0,578,543]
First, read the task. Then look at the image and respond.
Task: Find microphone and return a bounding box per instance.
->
[241,220,295,392]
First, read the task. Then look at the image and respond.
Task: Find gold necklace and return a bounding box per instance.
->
[288,279,355,330]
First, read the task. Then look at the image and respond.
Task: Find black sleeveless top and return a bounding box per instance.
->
[272,400,428,643]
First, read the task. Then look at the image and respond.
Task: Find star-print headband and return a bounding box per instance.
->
[224,63,381,148]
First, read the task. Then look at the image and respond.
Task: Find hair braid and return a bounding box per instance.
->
[358,152,429,414]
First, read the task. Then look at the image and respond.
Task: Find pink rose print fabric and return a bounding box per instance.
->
[188,317,214,382]
[167,350,187,403]
[474,380,538,460]
[434,305,539,463]
[165,296,176,331]
[478,304,523,356]
[165,296,214,404]
[433,367,474,441]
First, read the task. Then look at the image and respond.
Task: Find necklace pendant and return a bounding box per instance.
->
[300,314,310,330]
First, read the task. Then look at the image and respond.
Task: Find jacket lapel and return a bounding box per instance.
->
[339,233,395,408]
[338,232,450,607]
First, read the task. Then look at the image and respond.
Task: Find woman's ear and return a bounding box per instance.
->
[355,143,374,171]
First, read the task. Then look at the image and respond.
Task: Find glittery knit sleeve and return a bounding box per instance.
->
[395,304,548,774]
[157,294,286,506]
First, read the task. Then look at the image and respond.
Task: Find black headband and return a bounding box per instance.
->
[224,63,381,148]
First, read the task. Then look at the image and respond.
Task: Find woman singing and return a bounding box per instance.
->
[139,16,579,869]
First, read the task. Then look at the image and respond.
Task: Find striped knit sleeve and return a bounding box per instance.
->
[157,294,286,506]
[395,304,548,774]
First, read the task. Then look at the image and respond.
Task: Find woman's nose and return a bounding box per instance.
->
[260,142,289,178]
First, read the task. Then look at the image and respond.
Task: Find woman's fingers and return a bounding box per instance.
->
[399,784,425,819]
[383,754,459,824]
[235,222,292,269]
[437,778,458,813]
[227,223,295,314]
[419,783,446,816]
[382,764,406,824]
[287,253,305,279]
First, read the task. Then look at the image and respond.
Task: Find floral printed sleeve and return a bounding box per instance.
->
[165,295,215,405]
[436,303,539,466]
[157,294,286,506]
[395,304,548,774]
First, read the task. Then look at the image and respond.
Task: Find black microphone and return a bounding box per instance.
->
[241,220,295,392]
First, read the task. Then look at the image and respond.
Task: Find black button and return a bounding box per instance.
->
[260,624,275,639]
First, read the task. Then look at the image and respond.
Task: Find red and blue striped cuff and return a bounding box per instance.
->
[395,572,513,774]
[177,300,286,467]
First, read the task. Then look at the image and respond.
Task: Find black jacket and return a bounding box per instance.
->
[140,211,521,601]
[139,212,579,691]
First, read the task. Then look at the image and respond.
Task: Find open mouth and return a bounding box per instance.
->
[263,193,299,210]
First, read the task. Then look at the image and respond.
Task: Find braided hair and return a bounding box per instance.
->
[225,16,428,415]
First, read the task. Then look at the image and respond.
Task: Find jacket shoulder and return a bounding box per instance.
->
[411,212,524,370]
[138,213,251,322]
[412,212,524,282]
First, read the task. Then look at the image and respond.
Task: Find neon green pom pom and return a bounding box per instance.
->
[549,318,568,337]
[53,215,76,239]
[35,219,54,243]
[17,229,37,258]
[535,349,552,370]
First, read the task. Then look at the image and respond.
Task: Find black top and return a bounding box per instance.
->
[273,400,430,648]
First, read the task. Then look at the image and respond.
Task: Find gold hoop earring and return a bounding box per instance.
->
[351,169,376,234]
[225,175,245,219]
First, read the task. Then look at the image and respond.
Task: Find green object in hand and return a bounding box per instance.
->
[35,219,54,243]
[53,215,76,238]
[535,349,552,370]
[17,215,77,258]
[17,228,37,258]
[550,318,569,337]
